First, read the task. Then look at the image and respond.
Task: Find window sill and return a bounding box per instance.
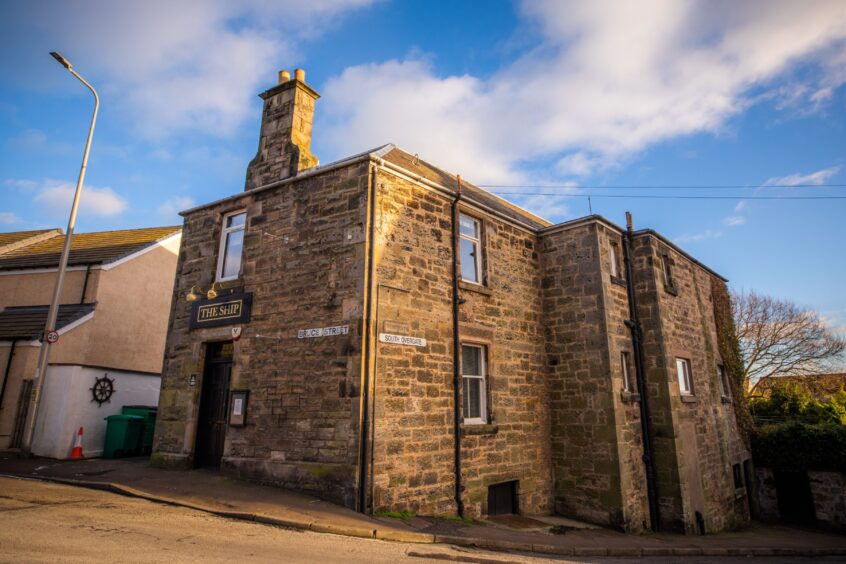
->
[621,391,640,403]
[610,275,627,287]
[459,280,493,296]
[664,285,678,296]
[721,396,732,404]
[680,394,697,403]
[461,423,499,436]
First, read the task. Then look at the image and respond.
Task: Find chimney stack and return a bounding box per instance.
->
[245,68,320,190]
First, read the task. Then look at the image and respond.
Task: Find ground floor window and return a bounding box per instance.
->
[462,344,487,424]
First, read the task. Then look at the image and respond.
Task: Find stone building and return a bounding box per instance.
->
[153,70,751,534]
[0,226,181,457]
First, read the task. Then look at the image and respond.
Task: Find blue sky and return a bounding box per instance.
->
[1,0,845,335]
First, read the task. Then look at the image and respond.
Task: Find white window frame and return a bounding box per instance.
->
[717,364,731,399]
[610,243,620,278]
[459,213,483,285]
[621,351,632,392]
[676,357,693,395]
[216,210,247,282]
[461,343,487,425]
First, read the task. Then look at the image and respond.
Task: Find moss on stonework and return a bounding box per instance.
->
[374,510,416,521]
[300,464,336,478]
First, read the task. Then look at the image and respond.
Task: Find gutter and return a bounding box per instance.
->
[622,212,660,531]
[450,176,465,518]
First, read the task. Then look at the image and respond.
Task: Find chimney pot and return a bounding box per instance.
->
[294,68,306,82]
[278,70,291,83]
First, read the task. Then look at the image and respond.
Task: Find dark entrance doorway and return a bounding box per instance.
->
[194,342,233,468]
[774,470,816,525]
[487,481,518,515]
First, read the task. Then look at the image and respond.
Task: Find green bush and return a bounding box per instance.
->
[749,382,846,426]
[751,421,846,472]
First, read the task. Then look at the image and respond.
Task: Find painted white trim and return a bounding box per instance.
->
[57,310,95,335]
[216,210,246,282]
[0,310,94,348]
[0,265,90,276]
[101,232,181,271]
[0,232,181,276]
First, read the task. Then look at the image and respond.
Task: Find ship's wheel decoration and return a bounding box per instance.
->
[91,375,115,406]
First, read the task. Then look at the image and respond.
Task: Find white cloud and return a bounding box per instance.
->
[734,201,747,212]
[0,212,21,225]
[6,0,377,139]
[32,179,127,217]
[723,216,746,226]
[157,196,196,219]
[763,165,842,186]
[321,0,846,183]
[4,178,38,191]
[674,229,722,244]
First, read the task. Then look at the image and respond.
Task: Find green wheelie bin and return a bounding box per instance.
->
[103,414,144,458]
[121,405,158,454]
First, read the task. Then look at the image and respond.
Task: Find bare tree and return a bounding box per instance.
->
[732,290,846,385]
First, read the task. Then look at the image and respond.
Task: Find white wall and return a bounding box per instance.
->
[32,365,160,459]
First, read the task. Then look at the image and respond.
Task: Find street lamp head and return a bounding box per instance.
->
[50,51,72,70]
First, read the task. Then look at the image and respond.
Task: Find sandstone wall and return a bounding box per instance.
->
[368,168,553,517]
[153,161,370,507]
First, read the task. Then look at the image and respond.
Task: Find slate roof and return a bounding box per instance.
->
[380,147,551,230]
[0,226,181,271]
[0,303,96,341]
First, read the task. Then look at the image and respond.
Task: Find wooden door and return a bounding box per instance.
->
[195,343,232,468]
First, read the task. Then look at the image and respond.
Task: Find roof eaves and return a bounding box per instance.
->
[632,229,728,282]
[179,144,394,217]
[98,227,182,267]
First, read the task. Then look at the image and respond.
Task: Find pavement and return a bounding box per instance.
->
[1,453,845,559]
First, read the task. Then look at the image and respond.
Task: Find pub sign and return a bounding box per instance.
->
[190,291,252,330]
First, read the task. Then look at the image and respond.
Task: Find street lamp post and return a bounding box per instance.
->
[21,52,99,455]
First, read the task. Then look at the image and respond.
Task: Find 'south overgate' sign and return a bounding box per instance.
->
[190,292,252,329]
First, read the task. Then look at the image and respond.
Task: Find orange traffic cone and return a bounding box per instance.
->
[70,427,84,459]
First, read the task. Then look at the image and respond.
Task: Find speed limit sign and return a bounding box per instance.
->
[45,330,59,344]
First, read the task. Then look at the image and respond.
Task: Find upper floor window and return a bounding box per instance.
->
[717,364,731,399]
[217,211,246,281]
[610,243,621,278]
[459,213,483,284]
[661,251,677,293]
[462,344,487,424]
[676,357,693,395]
[621,351,634,392]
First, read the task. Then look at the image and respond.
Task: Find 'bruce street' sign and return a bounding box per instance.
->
[190,292,252,330]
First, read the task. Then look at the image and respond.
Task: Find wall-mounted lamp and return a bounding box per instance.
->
[185,285,202,302]
[207,282,222,300]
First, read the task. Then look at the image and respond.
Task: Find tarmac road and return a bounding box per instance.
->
[0,477,566,563]
[0,477,842,564]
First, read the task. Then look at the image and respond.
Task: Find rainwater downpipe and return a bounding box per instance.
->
[80,264,91,304]
[450,176,465,518]
[0,341,16,410]
[357,164,378,513]
[622,211,660,531]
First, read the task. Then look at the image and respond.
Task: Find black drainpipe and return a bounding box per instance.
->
[357,165,378,513]
[450,176,465,518]
[622,211,660,531]
[80,264,92,304]
[0,340,17,410]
